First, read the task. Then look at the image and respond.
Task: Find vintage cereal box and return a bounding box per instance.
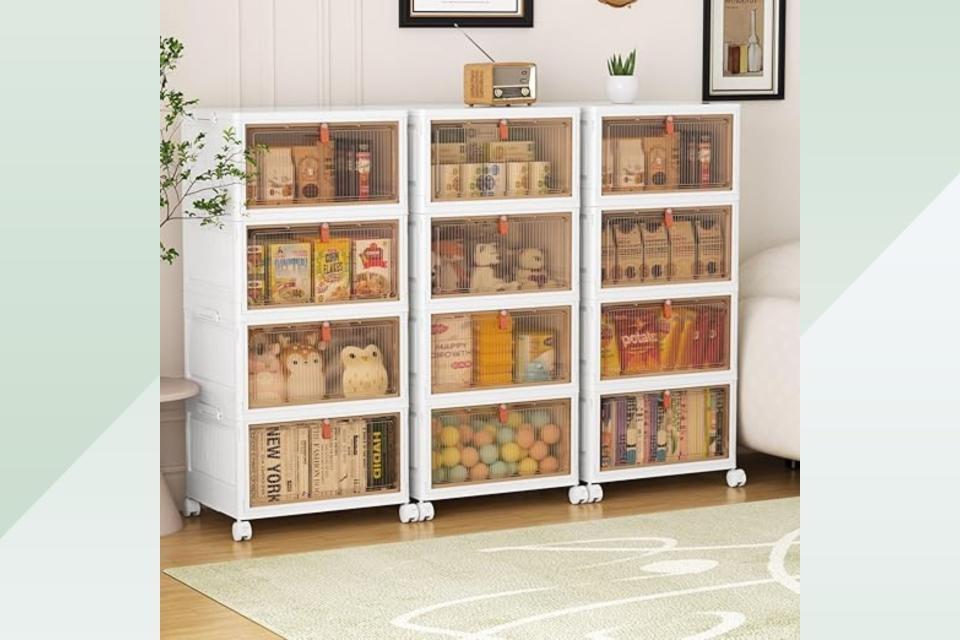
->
[268,242,312,304]
[313,237,352,302]
[353,238,392,299]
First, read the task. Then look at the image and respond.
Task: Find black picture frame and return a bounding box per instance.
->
[702,0,786,101]
[399,0,534,28]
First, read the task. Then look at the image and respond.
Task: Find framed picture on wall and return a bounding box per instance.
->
[399,0,534,28]
[703,0,786,100]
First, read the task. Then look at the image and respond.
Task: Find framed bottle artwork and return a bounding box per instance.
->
[399,0,534,28]
[703,0,786,100]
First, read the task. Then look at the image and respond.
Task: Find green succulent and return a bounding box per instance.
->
[607,49,637,76]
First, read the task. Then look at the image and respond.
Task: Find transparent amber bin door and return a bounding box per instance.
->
[430,213,572,297]
[600,298,730,379]
[249,318,400,408]
[430,118,573,202]
[246,122,399,208]
[601,115,732,194]
[430,399,571,487]
[599,386,729,469]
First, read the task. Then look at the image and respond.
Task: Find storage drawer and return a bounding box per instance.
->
[431,307,572,393]
[600,297,730,378]
[248,317,400,408]
[601,115,733,194]
[599,385,729,469]
[246,121,399,207]
[248,413,401,507]
[601,207,731,287]
[430,212,572,297]
[430,399,571,488]
[430,117,573,202]
[246,220,399,307]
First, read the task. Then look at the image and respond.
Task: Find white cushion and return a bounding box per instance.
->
[740,241,800,301]
[738,296,800,460]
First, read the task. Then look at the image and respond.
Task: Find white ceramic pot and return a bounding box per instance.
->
[606,75,639,104]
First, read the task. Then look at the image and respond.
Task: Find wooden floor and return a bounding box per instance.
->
[161,453,799,639]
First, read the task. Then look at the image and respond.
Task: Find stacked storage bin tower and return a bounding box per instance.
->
[578,104,746,501]
[181,109,411,540]
[406,106,586,522]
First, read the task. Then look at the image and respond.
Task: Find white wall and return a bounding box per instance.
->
[160,0,798,501]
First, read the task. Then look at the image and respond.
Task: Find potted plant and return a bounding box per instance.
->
[606,49,638,104]
[160,37,258,264]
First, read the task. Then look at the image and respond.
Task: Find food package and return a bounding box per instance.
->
[612,220,644,284]
[485,140,535,162]
[642,135,679,190]
[613,308,660,374]
[268,242,312,304]
[247,244,265,306]
[515,331,556,382]
[356,143,371,200]
[640,220,669,282]
[293,144,335,201]
[657,310,685,370]
[615,137,645,191]
[353,238,392,299]
[668,219,697,280]
[599,312,622,378]
[472,313,513,387]
[528,161,552,195]
[259,147,295,202]
[435,163,461,199]
[250,424,310,506]
[313,237,352,302]
[505,162,529,197]
[695,215,725,278]
[434,142,466,164]
[431,314,473,390]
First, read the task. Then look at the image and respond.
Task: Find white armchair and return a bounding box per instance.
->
[738,241,800,461]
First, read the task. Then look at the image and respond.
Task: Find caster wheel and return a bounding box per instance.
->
[587,484,604,503]
[399,503,419,524]
[182,497,201,517]
[417,502,435,522]
[726,468,747,488]
[568,485,589,505]
[231,521,252,542]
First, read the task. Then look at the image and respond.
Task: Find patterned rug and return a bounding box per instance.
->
[166,498,799,639]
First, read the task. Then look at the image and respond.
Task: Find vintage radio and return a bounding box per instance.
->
[463,62,537,107]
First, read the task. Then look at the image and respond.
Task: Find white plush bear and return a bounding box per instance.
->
[514,248,556,290]
[469,243,518,293]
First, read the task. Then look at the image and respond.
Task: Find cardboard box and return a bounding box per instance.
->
[313,238,352,302]
[528,161,552,195]
[353,238,392,299]
[365,417,396,491]
[250,424,310,506]
[259,147,295,202]
[460,163,485,199]
[484,141,535,162]
[463,123,499,162]
[434,142,467,164]
[612,220,644,284]
[640,221,669,282]
[247,244,265,306]
[481,162,506,197]
[431,314,473,390]
[695,216,725,278]
[642,135,679,190]
[505,162,529,197]
[435,164,461,199]
[669,219,697,280]
[268,242,312,304]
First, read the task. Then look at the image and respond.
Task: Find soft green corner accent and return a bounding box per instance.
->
[0,0,156,537]
[801,1,960,329]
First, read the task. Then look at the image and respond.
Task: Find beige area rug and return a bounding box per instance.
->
[166,498,799,639]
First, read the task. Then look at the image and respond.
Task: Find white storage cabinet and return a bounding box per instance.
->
[181,108,412,539]
[578,104,746,500]
[405,106,586,522]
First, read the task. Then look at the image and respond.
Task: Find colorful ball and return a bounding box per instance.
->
[518,457,539,476]
[479,443,500,465]
[440,414,460,427]
[483,424,499,440]
[469,462,490,481]
[431,450,442,470]
[458,425,474,446]
[471,417,487,430]
[529,440,549,461]
[529,410,551,427]
[506,411,524,427]
[497,426,516,445]
[500,442,522,463]
[447,465,468,483]
[505,462,518,476]
[432,466,448,484]
[460,446,480,468]
[441,446,461,468]
[440,426,460,447]
[540,423,561,445]
[539,455,560,474]
[473,429,495,447]
[489,460,509,478]
[516,425,536,449]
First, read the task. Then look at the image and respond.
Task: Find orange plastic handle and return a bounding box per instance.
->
[499,119,508,141]
[320,123,330,144]
[322,419,332,439]
[663,300,672,318]
[499,310,510,330]
[665,116,675,135]
[498,404,508,424]
[321,321,332,343]
[663,390,672,409]
[497,216,509,235]
[320,223,330,242]
[664,208,674,228]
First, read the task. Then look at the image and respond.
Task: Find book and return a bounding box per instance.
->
[600,398,612,469]
[366,417,396,491]
[249,424,310,506]
[268,242,311,304]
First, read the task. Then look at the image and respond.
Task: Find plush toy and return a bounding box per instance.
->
[469,243,518,293]
[341,344,389,398]
[248,333,286,406]
[433,240,465,294]
[282,333,325,404]
[514,248,557,290]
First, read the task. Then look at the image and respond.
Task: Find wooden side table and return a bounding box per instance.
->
[160,377,200,536]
